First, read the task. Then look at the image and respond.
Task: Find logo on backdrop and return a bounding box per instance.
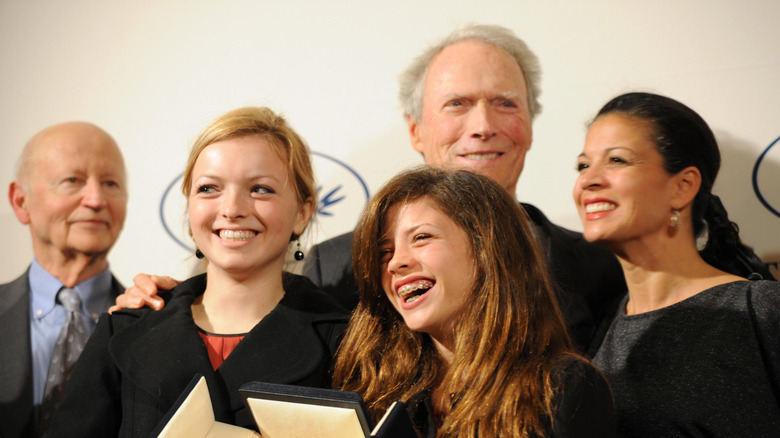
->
[752,135,780,219]
[752,135,780,273]
[159,151,370,251]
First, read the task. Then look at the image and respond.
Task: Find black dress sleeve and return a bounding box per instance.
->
[748,281,780,408]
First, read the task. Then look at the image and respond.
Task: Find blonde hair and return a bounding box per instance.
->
[182,106,315,212]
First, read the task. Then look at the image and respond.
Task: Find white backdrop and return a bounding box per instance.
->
[2,0,779,285]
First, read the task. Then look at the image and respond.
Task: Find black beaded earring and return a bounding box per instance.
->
[294,240,304,261]
[195,249,204,259]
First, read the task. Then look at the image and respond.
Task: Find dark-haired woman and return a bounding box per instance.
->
[574,92,780,437]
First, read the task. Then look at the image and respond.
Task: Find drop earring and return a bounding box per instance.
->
[195,249,204,259]
[670,209,681,230]
[294,240,305,261]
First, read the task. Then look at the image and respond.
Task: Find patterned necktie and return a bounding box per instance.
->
[39,287,89,435]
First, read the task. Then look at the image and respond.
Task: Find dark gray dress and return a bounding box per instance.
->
[589,280,780,437]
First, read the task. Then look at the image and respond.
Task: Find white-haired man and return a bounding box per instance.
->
[0,122,127,437]
[304,25,625,350]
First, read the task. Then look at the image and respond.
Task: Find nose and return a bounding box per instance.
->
[387,245,413,274]
[221,188,248,219]
[468,101,497,140]
[81,179,108,210]
[576,163,605,192]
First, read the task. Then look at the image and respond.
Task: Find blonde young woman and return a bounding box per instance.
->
[49,107,348,436]
[333,167,615,437]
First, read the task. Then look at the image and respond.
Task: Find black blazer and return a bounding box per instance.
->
[49,273,349,438]
[0,269,123,438]
[304,202,626,351]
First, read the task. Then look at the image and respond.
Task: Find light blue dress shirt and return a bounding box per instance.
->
[28,259,114,405]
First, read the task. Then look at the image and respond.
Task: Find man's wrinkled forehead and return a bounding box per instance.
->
[422,41,528,106]
[21,123,125,182]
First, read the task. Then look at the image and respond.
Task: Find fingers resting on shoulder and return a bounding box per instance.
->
[108,274,181,314]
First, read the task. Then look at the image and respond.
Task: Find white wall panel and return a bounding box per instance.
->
[2,0,778,284]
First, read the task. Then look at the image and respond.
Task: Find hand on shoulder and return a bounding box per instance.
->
[108,273,180,313]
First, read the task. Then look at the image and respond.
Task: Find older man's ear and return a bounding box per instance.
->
[8,181,31,225]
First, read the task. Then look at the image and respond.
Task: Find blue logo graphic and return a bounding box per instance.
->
[159,151,370,251]
[159,176,191,251]
[752,135,780,219]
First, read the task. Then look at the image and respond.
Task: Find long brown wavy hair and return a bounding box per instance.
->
[332,167,580,437]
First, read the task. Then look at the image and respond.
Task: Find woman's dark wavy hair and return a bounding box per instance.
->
[595,92,773,279]
[333,166,580,437]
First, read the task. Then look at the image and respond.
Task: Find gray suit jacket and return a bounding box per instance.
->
[0,269,123,438]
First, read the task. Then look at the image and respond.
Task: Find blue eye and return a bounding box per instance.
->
[252,185,274,194]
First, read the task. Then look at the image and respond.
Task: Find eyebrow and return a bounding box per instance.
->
[380,222,428,243]
[578,146,633,159]
[494,91,520,100]
[442,91,520,101]
[194,173,281,182]
[399,223,442,239]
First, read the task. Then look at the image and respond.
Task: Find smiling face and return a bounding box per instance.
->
[379,198,476,346]
[407,40,533,197]
[11,122,127,264]
[573,113,679,249]
[188,134,311,279]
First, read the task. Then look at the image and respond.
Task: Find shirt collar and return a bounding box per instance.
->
[29,258,114,321]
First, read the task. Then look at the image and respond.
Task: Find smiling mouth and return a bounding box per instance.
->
[462,152,501,160]
[218,229,257,241]
[585,202,616,214]
[398,279,434,303]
